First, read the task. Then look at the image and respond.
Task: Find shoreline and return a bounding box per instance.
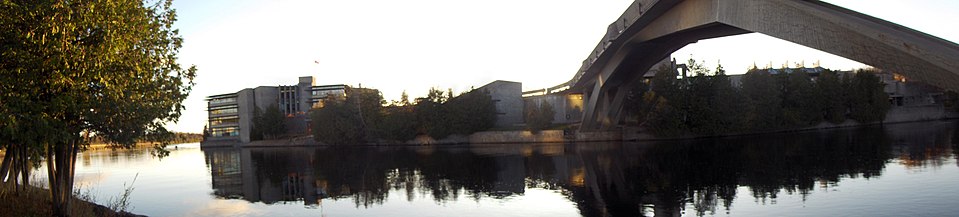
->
[0,184,145,217]
[200,118,959,148]
[200,117,959,148]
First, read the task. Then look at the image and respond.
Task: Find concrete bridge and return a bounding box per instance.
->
[545,0,959,131]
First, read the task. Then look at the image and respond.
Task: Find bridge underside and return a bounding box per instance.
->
[577,0,959,131]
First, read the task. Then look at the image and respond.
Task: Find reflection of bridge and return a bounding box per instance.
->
[542,0,959,131]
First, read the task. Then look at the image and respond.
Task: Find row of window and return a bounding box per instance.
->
[210,97,236,104]
[311,89,345,97]
[210,127,239,137]
[210,116,239,126]
[210,107,238,115]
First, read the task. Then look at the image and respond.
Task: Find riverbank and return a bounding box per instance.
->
[201,107,959,148]
[0,184,144,217]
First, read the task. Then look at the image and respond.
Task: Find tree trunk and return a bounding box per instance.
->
[48,141,74,217]
[17,145,27,192]
[20,145,30,187]
[11,146,21,193]
[46,142,58,213]
[0,147,15,183]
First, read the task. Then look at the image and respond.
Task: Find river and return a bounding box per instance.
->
[33,120,959,216]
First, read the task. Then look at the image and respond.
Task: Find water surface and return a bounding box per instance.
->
[44,121,959,216]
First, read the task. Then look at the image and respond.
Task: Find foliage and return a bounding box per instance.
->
[642,64,687,137]
[0,0,195,215]
[253,105,287,140]
[741,68,783,131]
[310,88,383,145]
[628,59,893,138]
[846,69,891,123]
[380,105,417,142]
[818,70,847,123]
[310,86,496,144]
[409,87,497,140]
[782,68,823,126]
[525,101,555,134]
[311,94,366,145]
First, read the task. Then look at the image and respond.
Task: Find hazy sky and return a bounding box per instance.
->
[168,0,959,133]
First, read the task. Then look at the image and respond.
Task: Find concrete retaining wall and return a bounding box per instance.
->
[469,130,621,144]
[884,105,947,123]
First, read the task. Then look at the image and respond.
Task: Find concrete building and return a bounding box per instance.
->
[477,80,524,127]
[880,72,943,107]
[206,76,346,143]
[523,93,584,125]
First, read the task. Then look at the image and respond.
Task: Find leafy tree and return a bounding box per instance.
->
[446,89,497,135]
[782,69,822,127]
[255,105,287,140]
[381,105,417,142]
[710,64,748,133]
[0,0,195,215]
[741,68,783,131]
[311,87,384,144]
[817,70,847,123]
[311,96,365,145]
[644,64,687,137]
[846,70,890,123]
[525,101,555,134]
[684,66,714,134]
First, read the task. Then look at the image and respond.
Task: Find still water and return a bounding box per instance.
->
[47,121,959,216]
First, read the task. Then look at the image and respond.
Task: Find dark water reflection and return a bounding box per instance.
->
[202,121,959,216]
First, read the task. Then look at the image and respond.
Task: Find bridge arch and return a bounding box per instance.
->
[572,0,959,131]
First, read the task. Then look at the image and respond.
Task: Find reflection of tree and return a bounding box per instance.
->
[200,121,958,216]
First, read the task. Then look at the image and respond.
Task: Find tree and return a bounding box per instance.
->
[0,1,195,215]
[311,96,365,145]
[846,70,890,123]
[782,69,822,127]
[410,87,496,140]
[710,64,748,134]
[643,64,687,137]
[741,68,783,131]
[311,87,385,144]
[445,89,497,135]
[817,69,846,123]
[525,101,555,134]
[381,105,417,142]
[255,105,287,140]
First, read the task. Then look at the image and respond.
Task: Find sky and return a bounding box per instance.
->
[167,0,959,133]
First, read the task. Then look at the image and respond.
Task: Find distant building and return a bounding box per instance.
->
[206,76,346,143]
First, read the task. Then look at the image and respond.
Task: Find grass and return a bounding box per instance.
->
[0,181,142,217]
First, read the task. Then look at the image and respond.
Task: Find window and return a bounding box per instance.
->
[210,97,236,104]
[210,116,238,126]
[210,127,239,137]
[210,107,238,115]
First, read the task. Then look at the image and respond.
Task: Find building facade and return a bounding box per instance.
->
[477,80,524,127]
[206,76,346,143]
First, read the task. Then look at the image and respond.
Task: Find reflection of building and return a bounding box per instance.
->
[205,76,346,143]
[204,148,322,205]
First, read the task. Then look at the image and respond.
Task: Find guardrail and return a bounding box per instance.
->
[532,0,657,96]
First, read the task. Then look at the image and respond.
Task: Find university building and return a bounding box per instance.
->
[206,76,346,143]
